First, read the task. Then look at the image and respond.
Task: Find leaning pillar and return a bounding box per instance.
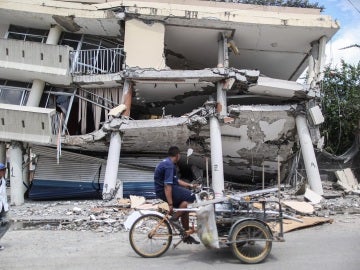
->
[296,114,323,195]
[26,25,62,107]
[26,79,46,107]
[10,142,24,205]
[102,132,122,200]
[46,25,62,45]
[210,116,225,198]
[211,32,227,198]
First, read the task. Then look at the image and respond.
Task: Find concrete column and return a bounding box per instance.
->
[26,79,46,107]
[121,80,133,117]
[216,33,228,116]
[216,82,227,116]
[102,132,122,200]
[210,32,227,198]
[0,142,6,164]
[217,34,225,68]
[309,36,327,87]
[317,36,327,82]
[210,116,225,198]
[46,25,62,45]
[307,52,315,84]
[296,115,323,195]
[22,148,30,195]
[10,142,24,205]
[27,25,62,107]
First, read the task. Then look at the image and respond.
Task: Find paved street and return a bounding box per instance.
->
[1,215,359,270]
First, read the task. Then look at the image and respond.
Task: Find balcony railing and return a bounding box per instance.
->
[70,48,124,75]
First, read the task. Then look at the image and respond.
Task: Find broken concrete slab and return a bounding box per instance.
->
[130,195,146,209]
[304,188,324,204]
[282,200,314,215]
[335,168,360,193]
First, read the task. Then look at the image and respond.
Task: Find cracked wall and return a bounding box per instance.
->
[207,106,296,179]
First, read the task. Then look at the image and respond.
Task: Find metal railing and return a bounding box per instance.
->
[70,48,124,75]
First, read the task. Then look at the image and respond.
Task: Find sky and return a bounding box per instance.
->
[316,0,360,67]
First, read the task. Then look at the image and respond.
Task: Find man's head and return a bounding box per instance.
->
[0,163,6,178]
[168,146,181,163]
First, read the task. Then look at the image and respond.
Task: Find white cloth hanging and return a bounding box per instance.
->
[0,177,9,212]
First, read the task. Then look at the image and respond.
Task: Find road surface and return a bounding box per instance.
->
[1,215,359,270]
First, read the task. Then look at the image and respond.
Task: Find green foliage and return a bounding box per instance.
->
[213,0,324,10]
[321,60,360,154]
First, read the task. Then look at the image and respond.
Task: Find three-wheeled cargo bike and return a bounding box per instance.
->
[129,188,289,264]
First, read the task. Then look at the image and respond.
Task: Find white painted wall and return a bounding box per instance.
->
[124,19,166,69]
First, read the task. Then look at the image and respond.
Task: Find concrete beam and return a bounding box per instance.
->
[128,68,253,84]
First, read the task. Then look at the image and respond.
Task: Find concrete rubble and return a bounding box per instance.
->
[6,180,360,234]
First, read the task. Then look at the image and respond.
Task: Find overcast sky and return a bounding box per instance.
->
[318,0,360,67]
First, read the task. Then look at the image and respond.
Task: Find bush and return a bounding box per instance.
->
[321,61,360,154]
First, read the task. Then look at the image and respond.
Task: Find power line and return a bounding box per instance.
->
[339,44,360,50]
[347,0,360,14]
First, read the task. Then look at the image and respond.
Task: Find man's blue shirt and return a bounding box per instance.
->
[154,157,179,194]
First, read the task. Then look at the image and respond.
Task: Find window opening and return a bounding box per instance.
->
[0,80,31,105]
[6,25,48,43]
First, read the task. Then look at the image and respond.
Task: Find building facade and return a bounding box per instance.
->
[0,0,339,203]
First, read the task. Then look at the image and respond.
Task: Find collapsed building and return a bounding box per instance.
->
[0,0,340,204]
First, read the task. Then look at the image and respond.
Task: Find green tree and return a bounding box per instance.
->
[213,0,324,10]
[321,60,360,154]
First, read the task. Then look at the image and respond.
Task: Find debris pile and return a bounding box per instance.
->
[10,200,132,233]
[7,174,360,233]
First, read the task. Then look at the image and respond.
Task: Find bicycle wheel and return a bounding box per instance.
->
[129,214,173,258]
[230,220,272,264]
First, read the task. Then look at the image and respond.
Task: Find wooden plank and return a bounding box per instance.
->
[270,216,333,233]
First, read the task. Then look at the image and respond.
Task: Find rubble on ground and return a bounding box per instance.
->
[9,199,133,233]
[6,180,360,233]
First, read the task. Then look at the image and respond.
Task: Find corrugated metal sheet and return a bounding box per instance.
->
[35,160,102,183]
[30,146,156,199]
[32,145,106,164]
[120,157,163,169]
[32,146,156,183]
